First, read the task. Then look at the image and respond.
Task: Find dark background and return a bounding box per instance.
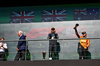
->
[0,0,100,7]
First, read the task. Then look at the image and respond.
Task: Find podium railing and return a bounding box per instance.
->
[0,38,100,61]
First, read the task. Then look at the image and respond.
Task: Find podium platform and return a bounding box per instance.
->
[0,59,100,66]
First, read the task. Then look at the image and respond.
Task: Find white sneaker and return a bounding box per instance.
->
[49,57,52,60]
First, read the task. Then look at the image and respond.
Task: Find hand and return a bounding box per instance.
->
[1,43,3,47]
[16,48,19,51]
[0,44,3,49]
[73,23,79,29]
[76,23,79,27]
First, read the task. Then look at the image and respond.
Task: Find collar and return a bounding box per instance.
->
[20,34,23,38]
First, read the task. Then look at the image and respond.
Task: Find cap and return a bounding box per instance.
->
[51,27,55,30]
[82,31,86,34]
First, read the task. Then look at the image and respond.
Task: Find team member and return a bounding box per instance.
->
[0,37,7,61]
[74,24,90,59]
[47,27,59,60]
[14,30,26,61]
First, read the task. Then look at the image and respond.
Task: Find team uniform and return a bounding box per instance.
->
[78,35,90,59]
[47,33,59,60]
[74,27,90,59]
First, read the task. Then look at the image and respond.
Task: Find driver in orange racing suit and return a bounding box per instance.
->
[74,23,90,59]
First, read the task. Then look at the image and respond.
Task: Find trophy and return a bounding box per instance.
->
[42,51,46,60]
[73,23,79,29]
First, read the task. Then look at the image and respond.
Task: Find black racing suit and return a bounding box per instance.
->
[47,33,59,60]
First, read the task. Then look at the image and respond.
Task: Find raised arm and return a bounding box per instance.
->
[74,23,80,38]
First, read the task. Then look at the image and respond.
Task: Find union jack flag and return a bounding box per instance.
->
[74,8,99,20]
[10,11,34,23]
[74,8,87,15]
[41,10,66,22]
